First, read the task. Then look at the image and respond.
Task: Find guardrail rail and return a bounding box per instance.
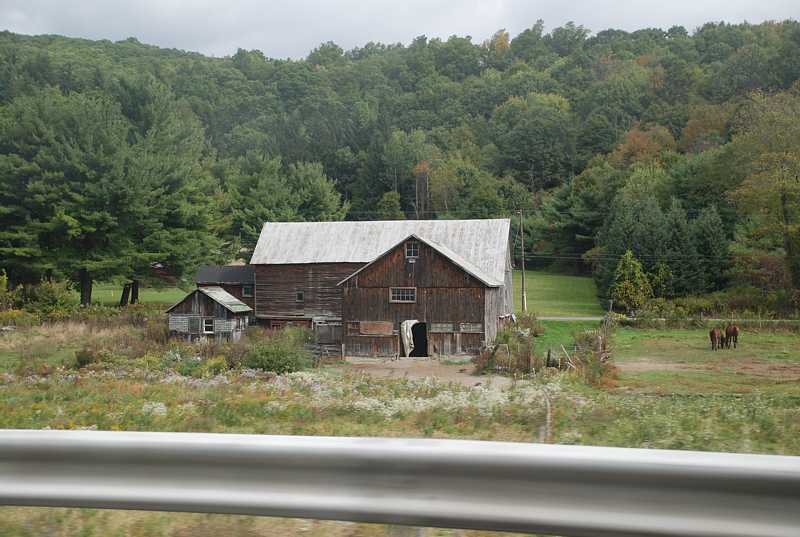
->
[1,430,799,537]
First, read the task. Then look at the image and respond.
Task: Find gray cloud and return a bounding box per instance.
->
[0,0,797,58]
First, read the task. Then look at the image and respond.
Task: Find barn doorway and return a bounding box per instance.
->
[410,322,428,357]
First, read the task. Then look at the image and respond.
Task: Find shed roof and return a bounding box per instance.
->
[251,219,511,284]
[338,234,503,287]
[195,265,254,284]
[165,286,252,314]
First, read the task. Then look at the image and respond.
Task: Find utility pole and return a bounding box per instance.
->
[519,209,527,313]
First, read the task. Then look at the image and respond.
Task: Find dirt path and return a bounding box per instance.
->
[344,357,512,388]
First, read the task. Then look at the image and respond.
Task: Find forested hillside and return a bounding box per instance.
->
[0,20,799,309]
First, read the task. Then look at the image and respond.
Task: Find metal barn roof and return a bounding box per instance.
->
[338,234,503,287]
[196,265,254,284]
[250,219,511,284]
[165,286,252,314]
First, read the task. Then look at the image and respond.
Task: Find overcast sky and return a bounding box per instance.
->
[1,0,797,58]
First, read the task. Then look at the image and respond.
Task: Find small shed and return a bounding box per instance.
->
[166,286,252,342]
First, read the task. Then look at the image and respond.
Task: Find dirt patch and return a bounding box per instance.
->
[344,357,512,388]
[733,360,800,381]
[617,361,708,373]
[618,357,800,381]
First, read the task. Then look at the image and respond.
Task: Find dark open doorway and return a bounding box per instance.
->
[410,322,428,357]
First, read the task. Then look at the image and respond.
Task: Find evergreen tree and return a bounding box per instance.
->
[375,191,405,220]
[692,205,730,291]
[664,198,704,294]
[610,250,653,313]
[0,88,133,304]
[226,153,298,252]
[288,161,349,222]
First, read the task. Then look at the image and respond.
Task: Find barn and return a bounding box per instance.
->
[166,287,252,342]
[250,219,513,357]
[195,265,255,312]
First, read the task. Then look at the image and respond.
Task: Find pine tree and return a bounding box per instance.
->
[0,88,133,304]
[692,205,729,291]
[375,191,406,220]
[610,250,653,313]
[664,198,704,295]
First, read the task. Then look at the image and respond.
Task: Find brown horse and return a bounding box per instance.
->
[725,324,739,349]
[709,327,723,351]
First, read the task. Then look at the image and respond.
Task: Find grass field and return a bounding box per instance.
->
[71,283,187,306]
[1,299,799,535]
[513,270,604,317]
[74,270,604,316]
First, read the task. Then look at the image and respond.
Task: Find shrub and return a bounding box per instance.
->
[17,280,72,314]
[477,319,540,376]
[570,328,616,387]
[0,309,38,327]
[74,346,117,369]
[0,271,16,311]
[242,328,313,373]
[200,356,229,377]
[610,250,652,314]
[176,356,205,377]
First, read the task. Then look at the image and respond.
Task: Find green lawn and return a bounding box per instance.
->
[513,270,604,317]
[72,283,187,306]
[610,326,800,395]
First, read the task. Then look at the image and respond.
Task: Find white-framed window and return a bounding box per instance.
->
[296,290,305,303]
[242,285,254,298]
[405,240,419,258]
[389,287,416,303]
[203,318,215,334]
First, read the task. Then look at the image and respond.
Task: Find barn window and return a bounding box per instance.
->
[389,287,416,303]
[242,285,253,298]
[405,240,419,258]
[296,290,305,303]
[203,318,215,334]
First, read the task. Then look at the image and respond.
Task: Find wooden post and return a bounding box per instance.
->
[519,210,527,313]
[130,279,139,304]
[78,268,92,306]
[119,283,131,307]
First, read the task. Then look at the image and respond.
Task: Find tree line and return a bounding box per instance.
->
[0,20,798,308]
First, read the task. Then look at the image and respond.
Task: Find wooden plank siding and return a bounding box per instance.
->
[169,291,236,319]
[341,240,489,357]
[254,263,363,321]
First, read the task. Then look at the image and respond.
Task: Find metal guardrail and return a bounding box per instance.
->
[1,430,799,537]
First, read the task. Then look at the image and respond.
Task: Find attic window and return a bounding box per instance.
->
[390,287,416,303]
[296,290,305,303]
[405,240,419,258]
[242,285,254,298]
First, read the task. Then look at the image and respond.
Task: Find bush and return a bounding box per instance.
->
[74,346,117,369]
[200,356,229,377]
[570,328,616,387]
[477,318,540,376]
[242,328,313,373]
[0,309,38,327]
[17,280,72,314]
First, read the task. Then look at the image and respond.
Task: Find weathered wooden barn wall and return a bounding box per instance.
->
[169,291,234,319]
[342,241,488,357]
[255,263,363,321]
[351,242,485,289]
[198,283,253,310]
